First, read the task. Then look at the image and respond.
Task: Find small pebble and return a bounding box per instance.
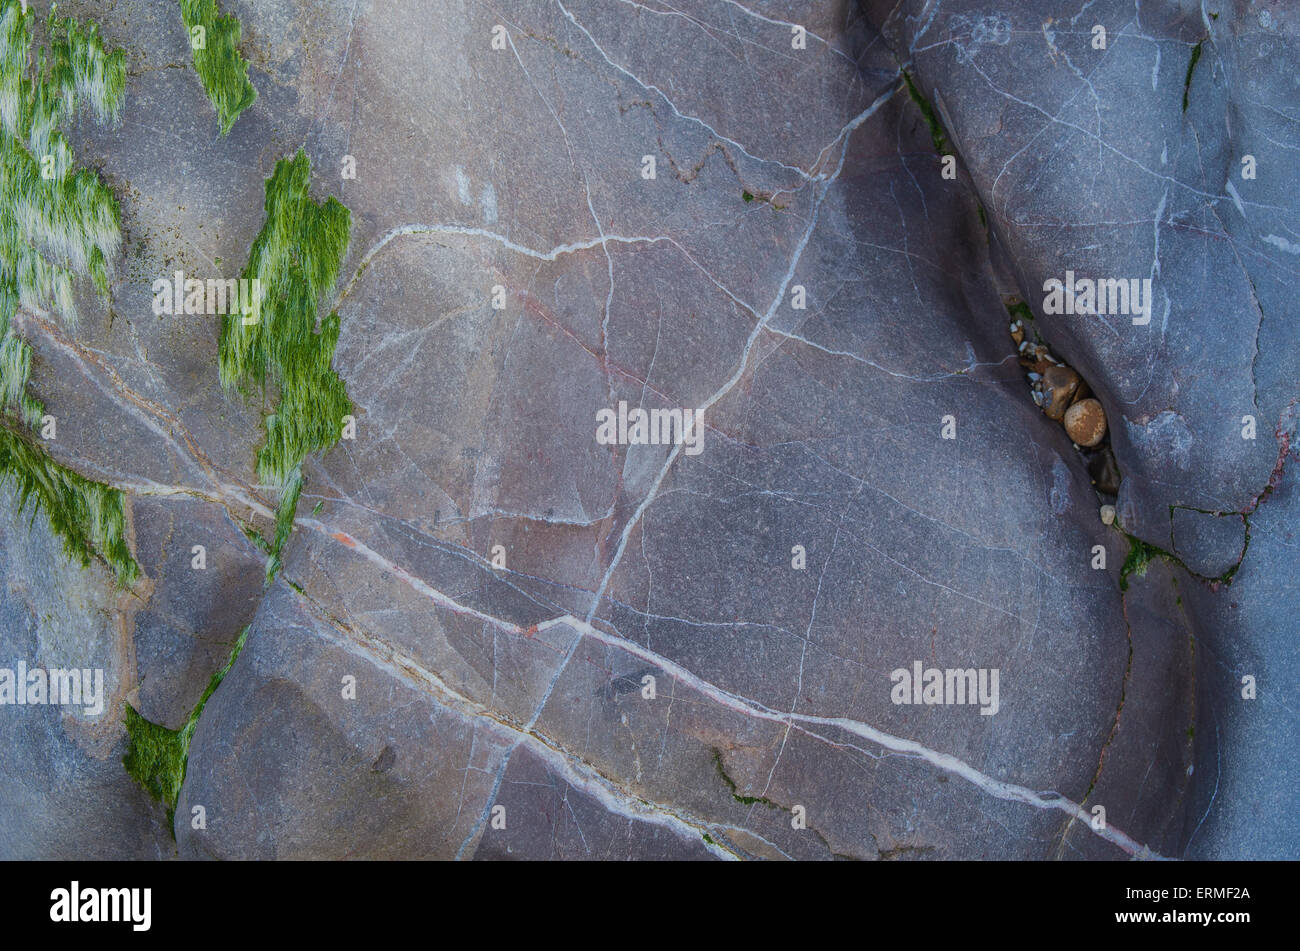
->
[1040,365,1081,421]
[1100,504,1116,526]
[1087,445,1122,495]
[1064,398,1107,447]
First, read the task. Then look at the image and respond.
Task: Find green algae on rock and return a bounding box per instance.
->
[178,0,257,135]
[0,2,124,318]
[219,149,351,580]
[124,626,249,827]
[1,1,124,331]
[0,427,138,586]
[0,0,136,587]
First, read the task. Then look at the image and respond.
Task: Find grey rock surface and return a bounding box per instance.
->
[1181,462,1300,860]
[0,0,1295,860]
[1170,506,1245,579]
[0,487,171,859]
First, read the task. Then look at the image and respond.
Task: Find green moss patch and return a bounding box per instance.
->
[121,704,187,815]
[0,1,136,586]
[219,149,351,580]
[0,426,138,584]
[0,3,124,327]
[124,625,249,826]
[1119,535,1171,591]
[179,0,256,134]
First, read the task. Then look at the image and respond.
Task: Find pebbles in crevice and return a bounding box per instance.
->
[1006,297,1121,502]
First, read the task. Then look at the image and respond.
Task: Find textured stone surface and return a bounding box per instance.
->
[1170,507,1246,579]
[874,0,1296,541]
[0,487,171,859]
[0,0,1296,860]
[1181,464,1300,860]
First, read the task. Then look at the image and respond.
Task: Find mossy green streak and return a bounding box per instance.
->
[0,426,137,585]
[0,0,136,586]
[903,71,951,155]
[219,149,351,580]
[179,0,256,134]
[124,626,249,827]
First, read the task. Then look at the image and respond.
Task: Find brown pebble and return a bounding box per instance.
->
[1064,398,1107,447]
[1040,365,1081,421]
[1087,444,1121,494]
[1019,356,1053,374]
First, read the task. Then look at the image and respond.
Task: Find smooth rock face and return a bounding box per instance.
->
[0,0,1295,861]
[129,497,264,729]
